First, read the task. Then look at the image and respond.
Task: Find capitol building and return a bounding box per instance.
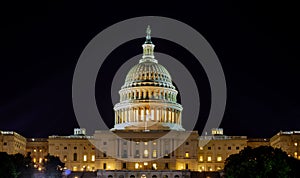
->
[1,27,300,178]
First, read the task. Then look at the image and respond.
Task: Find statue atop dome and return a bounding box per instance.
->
[145,25,152,44]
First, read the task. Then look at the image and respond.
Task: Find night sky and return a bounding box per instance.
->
[1,1,299,138]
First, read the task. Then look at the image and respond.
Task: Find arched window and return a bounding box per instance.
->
[163,175,168,178]
[174,175,179,178]
[130,175,135,178]
[152,175,157,178]
[108,175,113,178]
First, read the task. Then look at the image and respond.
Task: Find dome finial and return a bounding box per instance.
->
[145,25,152,44]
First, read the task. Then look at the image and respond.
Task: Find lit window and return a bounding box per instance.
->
[73,166,77,171]
[152,150,157,158]
[152,163,157,170]
[207,156,212,162]
[144,162,148,166]
[136,142,139,145]
[144,150,149,157]
[39,149,42,152]
[295,142,298,146]
[199,156,203,162]
[217,156,222,162]
[294,152,298,158]
[209,167,213,171]
[64,155,67,161]
[39,158,43,163]
[91,155,95,161]
[83,155,87,161]
[185,152,189,158]
[200,147,203,150]
[33,149,37,152]
[135,163,139,169]
[153,142,157,145]
[144,142,148,145]
[33,158,36,163]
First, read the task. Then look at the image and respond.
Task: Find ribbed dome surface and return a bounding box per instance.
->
[122,61,175,89]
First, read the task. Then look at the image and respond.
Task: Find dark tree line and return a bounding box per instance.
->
[224,146,300,178]
[0,152,64,178]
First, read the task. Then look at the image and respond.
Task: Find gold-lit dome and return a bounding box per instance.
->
[122,61,175,90]
[112,26,184,131]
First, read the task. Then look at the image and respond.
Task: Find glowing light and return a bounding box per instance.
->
[207,156,212,162]
[91,155,95,161]
[83,155,87,161]
[217,156,222,162]
[185,152,189,158]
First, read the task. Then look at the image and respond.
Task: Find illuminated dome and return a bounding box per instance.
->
[112,26,184,131]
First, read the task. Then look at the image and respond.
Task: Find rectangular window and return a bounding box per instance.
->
[228,146,231,150]
[207,156,212,162]
[103,151,107,158]
[64,146,67,150]
[135,163,139,169]
[83,155,87,161]
[144,149,149,157]
[144,142,148,145]
[74,146,77,150]
[185,163,189,169]
[3,142,7,146]
[185,152,189,158]
[199,155,203,162]
[152,150,157,158]
[91,155,95,162]
[152,163,157,170]
[135,150,140,157]
[103,142,107,145]
[236,146,240,150]
[63,155,67,162]
[208,146,211,150]
[165,163,169,169]
[103,163,107,169]
[217,156,222,162]
[122,162,126,169]
[200,147,203,150]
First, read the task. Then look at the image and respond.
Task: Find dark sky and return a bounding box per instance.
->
[0,1,299,138]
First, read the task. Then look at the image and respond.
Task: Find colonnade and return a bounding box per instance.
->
[119,88,177,102]
[114,107,182,125]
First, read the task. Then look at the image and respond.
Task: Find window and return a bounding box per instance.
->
[84,146,87,150]
[135,163,139,169]
[217,156,222,162]
[165,163,169,169]
[200,147,203,150]
[103,142,107,145]
[136,142,139,145]
[63,155,67,161]
[73,153,77,161]
[91,155,95,162]
[152,163,157,170]
[185,142,189,145]
[185,163,189,169]
[295,142,298,146]
[185,152,189,158]
[236,146,240,150]
[103,151,107,157]
[124,142,127,145]
[199,155,203,162]
[153,142,157,145]
[64,146,67,150]
[208,147,211,150]
[74,146,77,150]
[144,142,148,145]
[33,149,37,152]
[103,163,107,169]
[122,163,126,169]
[3,142,7,146]
[218,146,221,150]
[228,146,231,150]
[33,158,36,163]
[144,150,149,157]
[207,156,212,162]
[152,150,157,158]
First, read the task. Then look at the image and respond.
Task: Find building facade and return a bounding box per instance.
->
[0,130,26,155]
[270,131,300,159]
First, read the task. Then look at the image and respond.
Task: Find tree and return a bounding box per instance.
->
[43,154,65,178]
[0,152,34,178]
[224,146,300,178]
